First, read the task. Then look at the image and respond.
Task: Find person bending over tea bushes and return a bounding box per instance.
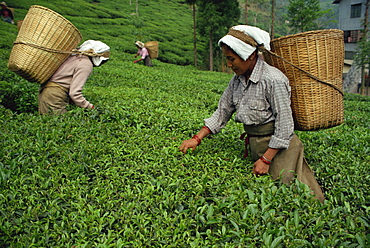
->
[179,25,325,203]
[0,2,14,24]
[133,41,153,67]
[38,40,110,115]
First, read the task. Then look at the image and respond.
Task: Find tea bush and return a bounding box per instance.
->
[0,1,369,247]
[7,0,197,66]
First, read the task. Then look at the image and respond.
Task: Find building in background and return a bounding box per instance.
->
[333,0,368,60]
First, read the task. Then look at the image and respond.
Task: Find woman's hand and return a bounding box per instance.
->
[179,127,211,154]
[252,159,270,175]
[179,139,198,154]
[252,148,279,175]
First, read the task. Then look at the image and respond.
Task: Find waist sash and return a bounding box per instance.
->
[240,121,275,158]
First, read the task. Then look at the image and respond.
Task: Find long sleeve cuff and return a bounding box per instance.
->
[268,135,291,150]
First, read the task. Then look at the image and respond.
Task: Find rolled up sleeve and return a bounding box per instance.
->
[268,78,294,149]
[204,81,236,134]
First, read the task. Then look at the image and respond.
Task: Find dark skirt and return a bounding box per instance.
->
[144,55,153,67]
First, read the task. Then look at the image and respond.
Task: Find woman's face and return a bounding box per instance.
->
[221,44,256,77]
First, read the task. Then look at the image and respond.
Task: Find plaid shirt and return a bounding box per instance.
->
[204,58,294,149]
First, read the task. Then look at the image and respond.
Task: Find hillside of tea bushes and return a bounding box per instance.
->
[0,1,369,247]
[5,0,200,66]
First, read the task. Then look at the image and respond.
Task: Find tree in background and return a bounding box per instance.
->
[197,0,240,71]
[317,0,338,29]
[244,0,248,24]
[242,0,270,27]
[287,0,328,32]
[185,0,198,67]
[240,0,289,38]
[271,0,275,39]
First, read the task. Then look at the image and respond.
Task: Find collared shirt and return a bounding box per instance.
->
[204,57,294,149]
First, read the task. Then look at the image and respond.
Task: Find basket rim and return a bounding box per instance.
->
[145,41,158,45]
[271,29,344,42]
[27,5,82,39]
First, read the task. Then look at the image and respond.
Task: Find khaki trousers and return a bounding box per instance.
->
[245,122,325,203]
[38,82,69,115]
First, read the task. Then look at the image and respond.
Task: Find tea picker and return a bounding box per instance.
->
[7,5,110,114]
[0,1,14,24]
[180,25,327,203]
[38,40,110,114]
[133,40,158,66]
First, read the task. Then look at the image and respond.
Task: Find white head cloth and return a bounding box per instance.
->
[77,40,110,66]
[218,25,271,61]
[135,41,145,49]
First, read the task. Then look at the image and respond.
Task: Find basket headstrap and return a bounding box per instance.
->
[75,48,110,58]
[226,30,344,96]
[13,42,110,58]
[227,29,264,50]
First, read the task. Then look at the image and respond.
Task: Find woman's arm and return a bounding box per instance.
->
[179,126,211,154]
[253,147,279,175]
[69,59,93,108]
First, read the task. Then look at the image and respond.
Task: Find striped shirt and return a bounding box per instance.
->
[204,57,294,149]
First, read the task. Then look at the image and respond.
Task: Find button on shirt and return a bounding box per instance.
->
[204,58,294,149]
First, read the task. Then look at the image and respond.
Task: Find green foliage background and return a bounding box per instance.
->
[6,0,200,66]
[0,0,369,247]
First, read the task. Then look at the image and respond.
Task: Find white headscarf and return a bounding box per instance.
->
[218,25,271,61]
[77,40,110,66]
[135,41,145,49]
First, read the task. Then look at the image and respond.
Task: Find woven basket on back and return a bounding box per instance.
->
[263,29,344,131]
[145,41,159,59]
[8,5,82,84]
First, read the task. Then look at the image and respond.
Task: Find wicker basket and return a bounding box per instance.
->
[263,29,344,131]
[8,5,82,84]
[145,41,159,59]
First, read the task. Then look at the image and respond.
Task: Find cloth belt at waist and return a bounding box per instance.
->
[240,121,275,158]
[42,81,69,93]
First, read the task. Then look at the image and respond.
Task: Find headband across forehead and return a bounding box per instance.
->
[77,48,110,58]
[226,29,266,51]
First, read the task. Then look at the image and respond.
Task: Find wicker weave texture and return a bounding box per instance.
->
[145,41,159,59]
[264,29,344,131]
[8,5,82,84]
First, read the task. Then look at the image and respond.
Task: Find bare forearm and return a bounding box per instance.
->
[263,148,279,161]
[195,126,211,140]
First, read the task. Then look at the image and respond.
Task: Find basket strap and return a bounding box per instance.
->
[226,29,343,95]
[264,49,344,96]
[13,41,109,58]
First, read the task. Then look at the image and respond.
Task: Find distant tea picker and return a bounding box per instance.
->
[0,1,14,24]
[133,40,158,66]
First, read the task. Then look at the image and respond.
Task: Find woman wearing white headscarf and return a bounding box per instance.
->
[134,41,153,67]
[38,40,110,115]
[179,25,325,203]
